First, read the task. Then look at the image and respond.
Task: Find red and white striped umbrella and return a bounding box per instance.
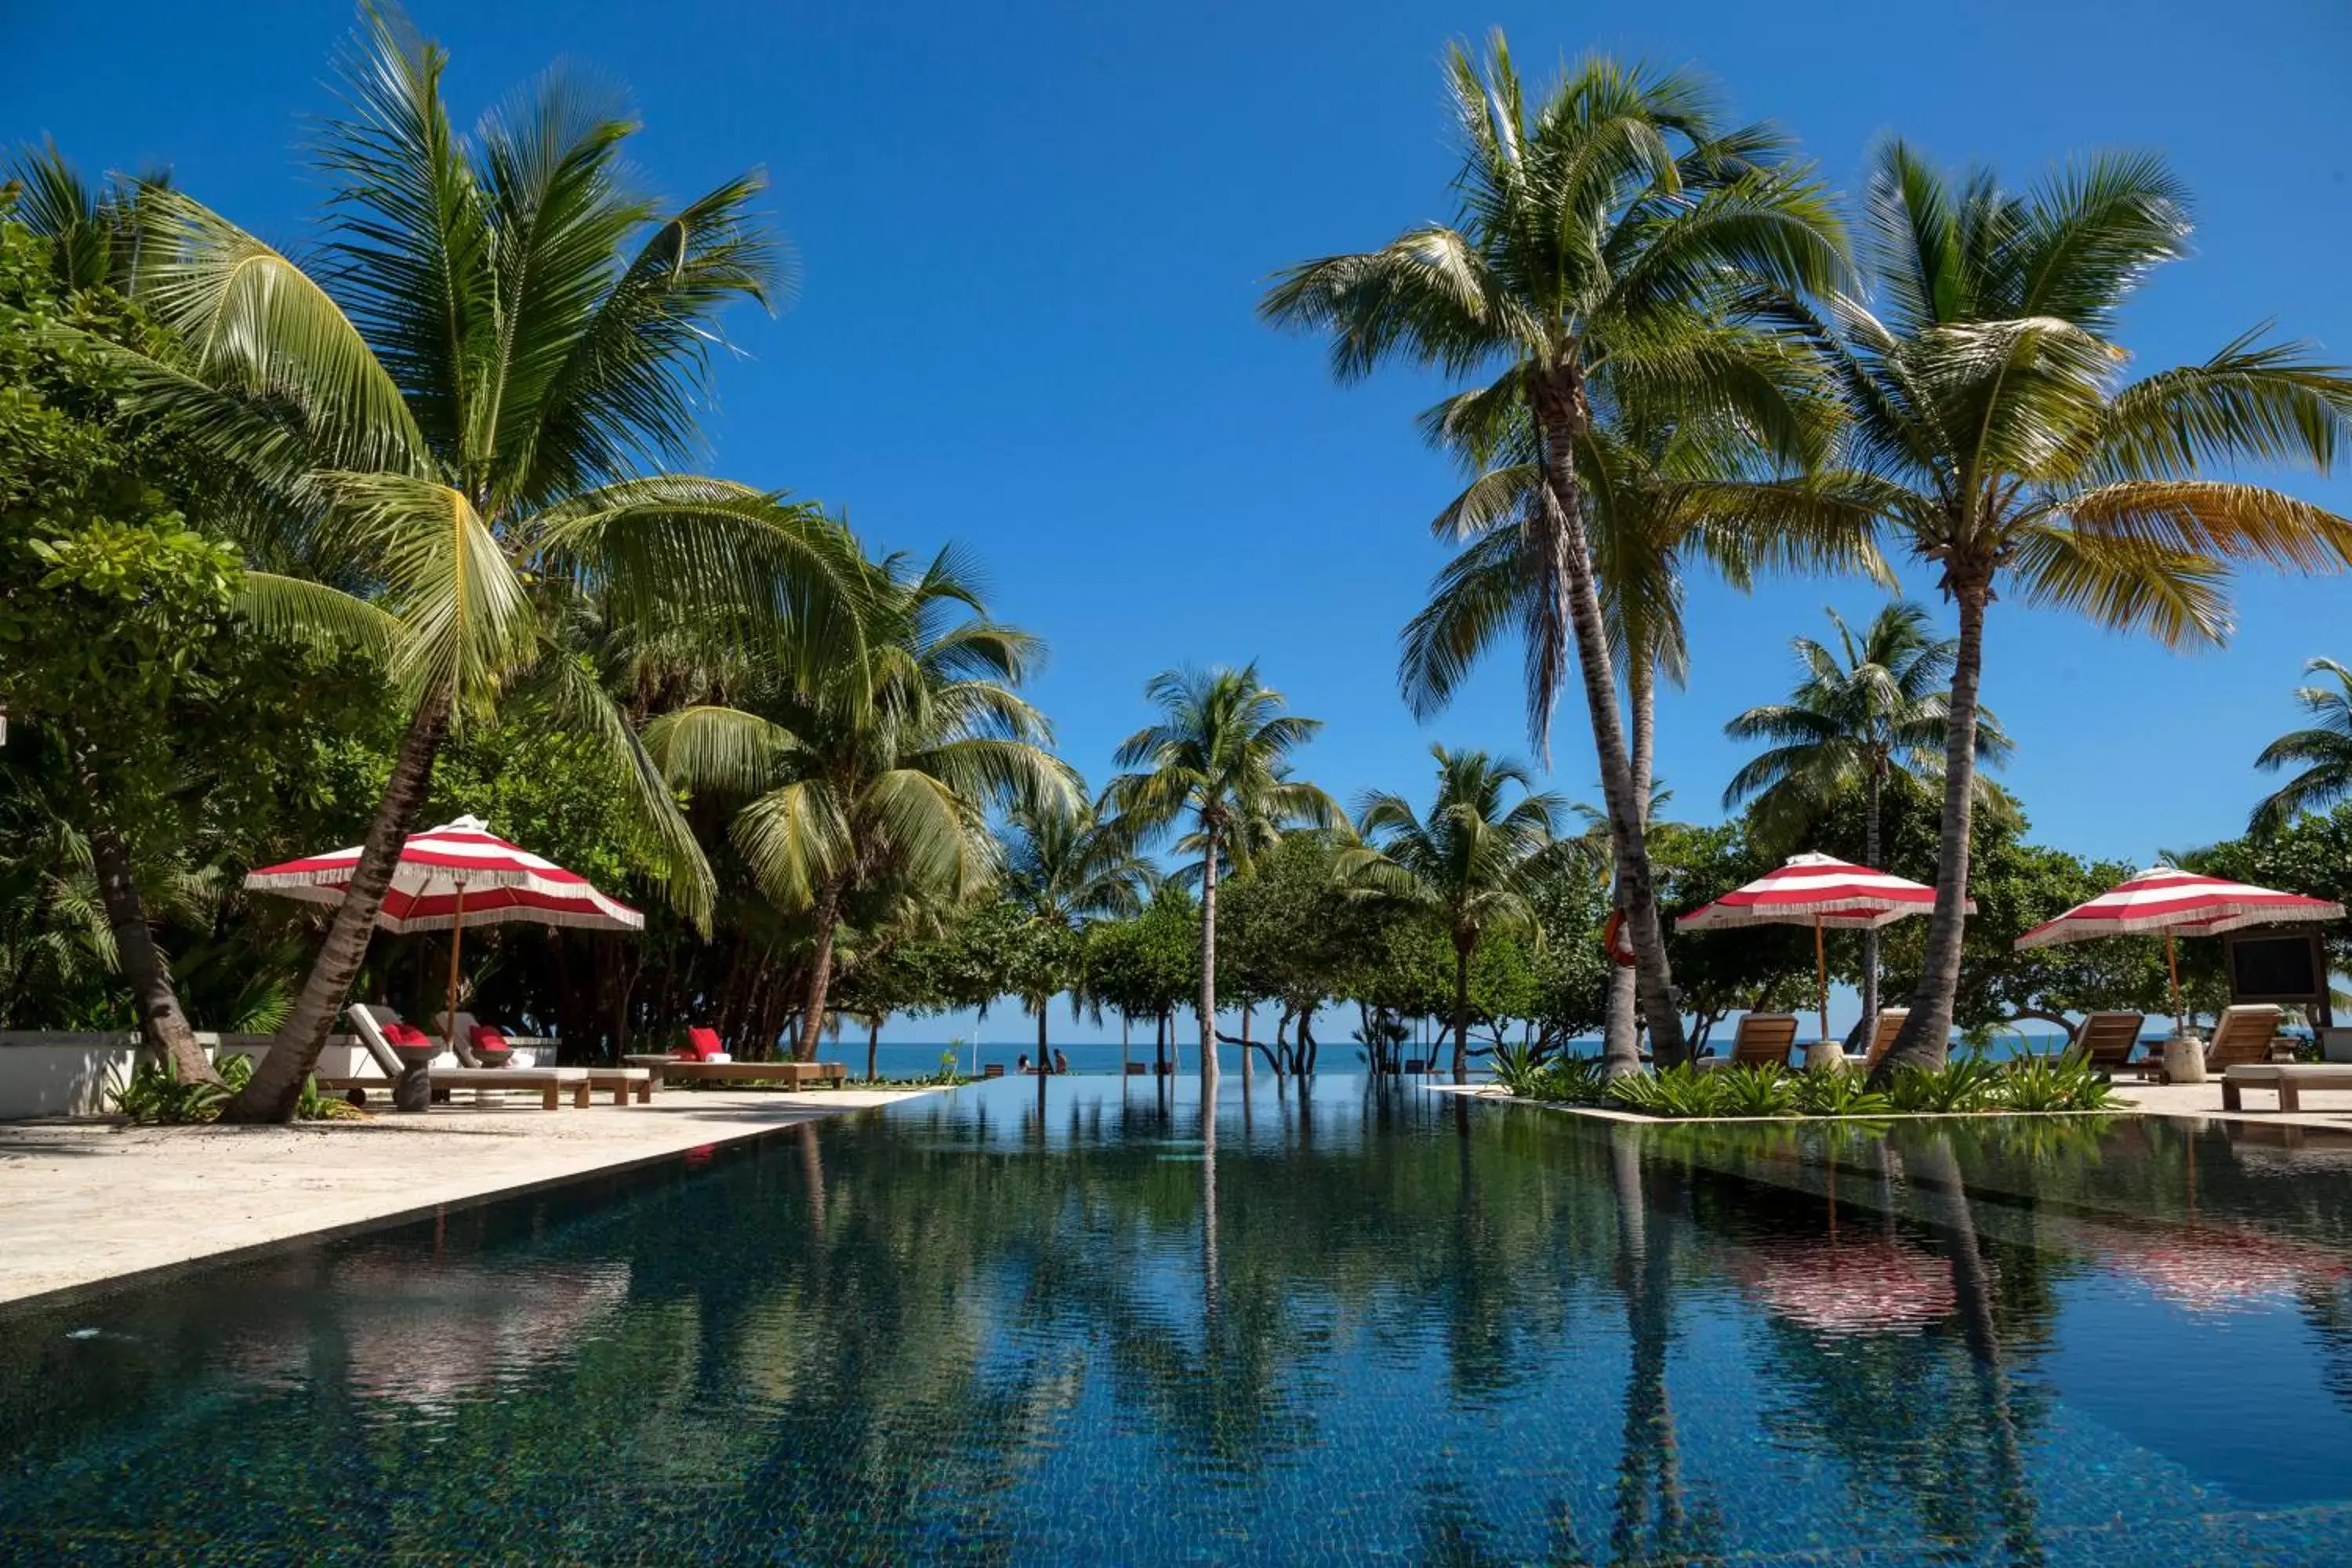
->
[1677,853,1962,932]
[245,815,642,933]
[2014,866,2342,949]
[247,815,641,1033]
[1678,854,1971,1047]
[2013,866,2341,1032]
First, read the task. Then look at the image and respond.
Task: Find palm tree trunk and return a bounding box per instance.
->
[796,879,844,1063]
[73,757,215,1087]
[1603,662,1658,1078]
[1036,999,1048,1062]
[1537,390,1687,1069]
[1861,768,1883,1029]
[866,1015,880,1083]
[1451,937,1473,1080]
[1879,579,1987,1080]
[223,693,448,1123]
[1198,832,1221,1096]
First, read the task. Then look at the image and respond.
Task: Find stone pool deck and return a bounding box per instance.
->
[0,1086,939,1309]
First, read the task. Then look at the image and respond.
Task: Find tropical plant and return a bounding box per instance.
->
[1768,142,2352,1076]
[1264,34,1849,1069]
[1788,1069,1889,1119]
[48,9,870,1120]
[1718,1062,1798,1116]
[1336,746,1563,1077]
[1994,1053,2120,1112]
[1883,1053,2003,1114]
[999,790,1156,1057]
[2250,659,2352,834]
[1607,1061,1730,1118]
[1723,601,2012,1024]
[646,547,1074,1060]
[1107,665,1340,1090]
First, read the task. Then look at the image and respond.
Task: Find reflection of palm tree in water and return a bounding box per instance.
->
[1900,1131,2044,1568]
[1604,1125,1723,1565]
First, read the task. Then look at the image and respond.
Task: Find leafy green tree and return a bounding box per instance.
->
[1774,143,2352,1073]
[2250,659,2352,834]
[647,548,1073,1060]
[1264,34,1848,1069]
[49,12,869,1120]
[1000,789,1156,1054]
[1108,665,1338,1091]
[1337,746,1564,1077]
[1722,601,2011,1024]
[1082,883,1201,1070]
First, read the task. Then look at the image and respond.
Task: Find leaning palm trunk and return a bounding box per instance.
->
[87,817,215,1087]
[1537,416,1689,1069]
[797,881,844,1064]
[1878,583,1989,1079]
[1860,769,1884,1031]
[1198,840,1221,1096]
[223,694,449,1122]
[1450,938,1473,1080]
[1602,663,1658,1078]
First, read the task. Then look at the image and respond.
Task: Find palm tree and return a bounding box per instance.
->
[1264,34,1849,1069]
[1001,791,1158,1056]
[1337,746,1564,1079]
[1107,665,1340,1094]
[1773,143,2352,1073]
[1404,350,1864,1075]
[2251,659,2352,834]
[646,546,1076,1058]
[54,10,868,1120]
[1722,601,2012,1025]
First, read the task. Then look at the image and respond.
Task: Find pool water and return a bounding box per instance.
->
[7,1078,2352,1564]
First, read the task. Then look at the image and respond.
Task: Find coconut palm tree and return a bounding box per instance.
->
[1337,746,1564,1079]
[1107,665,1340,1094]
[1767,143,2352,1073]
[1722,601,2013,1024]
[49,10,869,1120]
[646,546,1076,1058]
[1403,343,1865,1074]
[1001,791,1158,1057]
[1264,34,1849,1069]
[2250,659,2352,834]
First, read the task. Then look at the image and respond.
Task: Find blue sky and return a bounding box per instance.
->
[9,1,2350,1041]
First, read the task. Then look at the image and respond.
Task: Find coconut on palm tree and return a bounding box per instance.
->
[1001,791,1158,1056]
[1107,665,1340,1094]
[1722,601,2011,1025]
[646,546,1076,1058]
[2250,659,2352,834]
[1264,34,1849,1069]
[50,9,869,1120]
[1337,746,1565,1079]
[1771,143,2352,1073]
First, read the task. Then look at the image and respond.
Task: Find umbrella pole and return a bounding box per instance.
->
[1815,915,1829,1050]
[445,883,467,1044]
[2165,931,2183,1036]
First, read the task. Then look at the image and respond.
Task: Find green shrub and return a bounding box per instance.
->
[1537,1057,1610,1104]
[1885,1054,2005,1114]
[1607,1062,1730,1118]
[114,1052,358,1123]
[1790,1069,1890,1118]
[1719,1064,1797,1116]
[1994,1053,2121,1112]
[1490,1041,1548,1098]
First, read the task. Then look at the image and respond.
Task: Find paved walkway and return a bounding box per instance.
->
[0,1087,938,1308]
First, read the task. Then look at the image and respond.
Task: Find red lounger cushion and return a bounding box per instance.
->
[687,1028,726,1061]
[469,1025,510,1053]
[385,1022,432,1050]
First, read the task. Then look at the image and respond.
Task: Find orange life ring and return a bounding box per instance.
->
[1602,910,1638,967]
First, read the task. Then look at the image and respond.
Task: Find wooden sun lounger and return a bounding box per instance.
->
[2222,1063,2352,1112]
[1860,1007,1910,1073]
[325,1065,650,1109]
[2068,1011,2158,1077]
[1698,1012,1798,1069]
[623,1055,848,1088]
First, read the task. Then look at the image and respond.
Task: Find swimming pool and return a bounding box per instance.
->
[5,1077,2351,1563]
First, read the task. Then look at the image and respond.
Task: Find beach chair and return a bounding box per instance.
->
[2067,1011,2155,1078]
[344,1005,590,1109]
[983,1062,1005,1079]
[1859,1008,1910,1074]
[1698,1012,1799,1070]
[2191,1004,2285,1079]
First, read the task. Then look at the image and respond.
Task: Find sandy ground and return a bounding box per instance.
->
[0,1085,939,1308]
